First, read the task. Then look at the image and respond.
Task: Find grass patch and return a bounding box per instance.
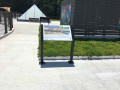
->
[50,19,60,21]
[38,26,120,57]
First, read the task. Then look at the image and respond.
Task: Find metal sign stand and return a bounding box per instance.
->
[40,24,74,65]
[40,24,45,64]
[69,26,74,64]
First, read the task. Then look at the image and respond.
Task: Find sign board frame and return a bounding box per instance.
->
[40,24,75,64]
[43,25,73,41]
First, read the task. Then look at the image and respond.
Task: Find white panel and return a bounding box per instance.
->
[43,25,73,41]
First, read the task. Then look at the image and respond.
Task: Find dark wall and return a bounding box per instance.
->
[74,0,120,36]
[61,0,120,36]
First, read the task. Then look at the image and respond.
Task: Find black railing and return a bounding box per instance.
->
[0,11,13,37]
[12,12,21,19]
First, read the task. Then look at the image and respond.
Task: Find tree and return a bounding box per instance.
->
[0,0,63,19]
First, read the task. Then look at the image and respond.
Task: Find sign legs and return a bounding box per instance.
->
[40,24,45,65]
[68,40,74,64]
[40,38,45,64]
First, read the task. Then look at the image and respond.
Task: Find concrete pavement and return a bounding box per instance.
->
[0,20,120,90]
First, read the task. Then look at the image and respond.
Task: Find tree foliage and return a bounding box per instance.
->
[0,0,63,19]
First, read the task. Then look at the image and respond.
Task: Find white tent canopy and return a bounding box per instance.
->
[18,4,46,21]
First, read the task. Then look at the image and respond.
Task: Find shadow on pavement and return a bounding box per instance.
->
[40,62,75,68]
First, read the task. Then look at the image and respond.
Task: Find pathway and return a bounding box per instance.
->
[0,20,120,90]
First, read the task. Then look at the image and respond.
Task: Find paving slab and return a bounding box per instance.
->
[0,20,120,90]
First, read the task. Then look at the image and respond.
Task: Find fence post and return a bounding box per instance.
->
[4,12,7,34]
[11,12,13,28]
[9,12,13,30]
[0,12,1,23]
